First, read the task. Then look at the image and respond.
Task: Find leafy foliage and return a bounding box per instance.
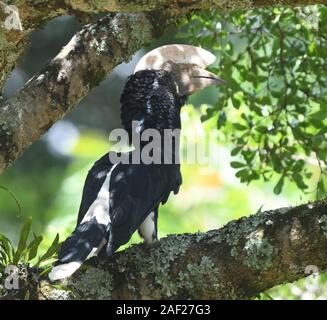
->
[0,218,60,280]
[178,5,327,196]
[1,6,326,300]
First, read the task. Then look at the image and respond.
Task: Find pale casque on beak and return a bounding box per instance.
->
[134,44,225,96]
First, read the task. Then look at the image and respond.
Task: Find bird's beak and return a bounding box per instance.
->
[174,65,225,96]
[189,68,225,92]
[191,68,225,84]
[134,44,225,96]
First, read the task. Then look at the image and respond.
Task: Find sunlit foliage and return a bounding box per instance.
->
[1,5,327,299]
[179,5,327,196]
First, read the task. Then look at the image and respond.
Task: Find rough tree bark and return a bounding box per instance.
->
[0,0,326,173]
[1,0,327,301]
[0,12,169,173]
[0,11,173,173]
[1,200,327,300]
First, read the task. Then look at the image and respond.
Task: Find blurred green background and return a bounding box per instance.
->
[1,8,326,299]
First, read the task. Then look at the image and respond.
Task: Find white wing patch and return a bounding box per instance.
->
[49,164,118,282]
[81,163,118,225]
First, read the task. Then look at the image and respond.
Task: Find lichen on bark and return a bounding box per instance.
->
[2,200,327,300]
[0,12,170,173]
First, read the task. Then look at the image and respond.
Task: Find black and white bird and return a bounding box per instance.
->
[49,44,224,281]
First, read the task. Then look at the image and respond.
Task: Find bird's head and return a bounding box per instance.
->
[134,44,224,97]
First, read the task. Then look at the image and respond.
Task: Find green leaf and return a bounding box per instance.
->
[36,233,60,267]
[310,110,327,120]
[233,123,247,131]
[27,234,43,261]
[261,292,274,300]
[230,161,247,169]
[255,204,264,215]
[271,153,282,173]
[0,185,21,216]
[251,104,263,116]
[39,265,53,276]
[292,172,308,190]
[13,217,32,265]
[217,111,227,129]
[0,234,14,261]
[235,169,249,180]
[255,126,268,134]
[231,146,243,156]
[316,176,326,200]
[291,127,305,141]
[231,96,241,109]
[274,176,284,195]
[293,159,305,172]
[1,251,9,266]
[242,150,256,164]
[201,107,216,122]
[248,171,260,181]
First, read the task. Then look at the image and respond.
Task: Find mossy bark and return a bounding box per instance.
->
[0,12,172,173]
[1,0,325,89]
[1,0,327,173]
[2,200,327,300]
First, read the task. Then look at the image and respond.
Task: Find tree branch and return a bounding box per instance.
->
[0,12,172,173]
[0,0,326,172]
[2,200,327,300]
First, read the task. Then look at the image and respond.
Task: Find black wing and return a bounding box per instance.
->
[76,152,115,225]
[106,84,183,255]
[106,162,181,255]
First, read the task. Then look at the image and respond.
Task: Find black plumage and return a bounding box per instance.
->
[121,70,185,137]
[50,69,184,280]
[49,43,223,281]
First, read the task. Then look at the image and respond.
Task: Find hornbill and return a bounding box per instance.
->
[49,44,224,281]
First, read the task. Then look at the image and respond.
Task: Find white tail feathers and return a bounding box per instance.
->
[49,240,107,282]
[48,164,117,282]
[48,262,82,281]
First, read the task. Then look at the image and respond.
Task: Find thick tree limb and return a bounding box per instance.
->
[1,0,259,96]
[1,0,324,86]
[0,12,172,173]
[1,0,326,173]
[2,200,327,300]
[4,0,327,26]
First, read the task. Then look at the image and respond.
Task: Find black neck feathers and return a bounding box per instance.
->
[120,70,186,139]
